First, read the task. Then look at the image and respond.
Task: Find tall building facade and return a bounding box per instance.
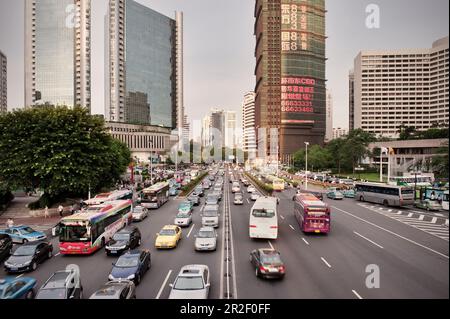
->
[106,0,182,129]
[254,0,326,161]
[182,115,190,141]
[348,71,355,131]
[325,90,333,142]
[25,0,91,109]
[242,92,257,153]
[224,111,237,149]
[201,115,211,147]
[0,51,6,112]
[351,36,449,138]
[332,127,348,140]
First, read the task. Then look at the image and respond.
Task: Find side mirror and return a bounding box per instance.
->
[112,262,115,266]
[169,283,173,288]
[205,283,211,288]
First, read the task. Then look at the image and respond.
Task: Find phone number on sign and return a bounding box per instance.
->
[281,106,314,113]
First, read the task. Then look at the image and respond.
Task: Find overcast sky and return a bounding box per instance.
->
[0,0,448,129]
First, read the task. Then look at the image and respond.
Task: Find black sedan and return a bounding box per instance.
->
[250,249,285,279]
[0,234,13,262]
[89,280,136,299]
[187,194,201,206]
[4,241,53,273]
[105,226,141,256]
[108,250,151,285]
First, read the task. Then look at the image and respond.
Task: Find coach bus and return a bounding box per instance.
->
[83,189,133,206]
[294,193,330,234]
[355,182,414,207]
[139,181,170,209]
[264,175,285,192]
[249,197,278,239]
[58,200,132,255]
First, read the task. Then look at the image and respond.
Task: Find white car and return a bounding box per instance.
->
[169,265,211,299]
[132,206,149,222]
[234,193,244,205]
[247,186,256,193]
[250,193,260,201]
[194,227,217,251]
[174,212,193,227]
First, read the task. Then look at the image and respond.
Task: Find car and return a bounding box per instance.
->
[250,249,285,279]
[178,201,194,214]
[132,206,149,222]
[294,190,324,201]
[414,199,442,211]
[193,186,204,197]
[327,190,344,200]
[0,226,47,244]
[4,241,53,273]
[169,187,179,196]
[168,265,211,299]
[211,190,222,201]
[108,250,151,285]
[208,175,215,181]
[232,184,241,193]
[187,194,200,206]
[201,205,220,228]
[155,225,182,249]
[0,277,37,299]
[194,227,218,251]
[247,186,256,193]
[242,179,250,186]
[36,268,83,299]
[233,193,244,205]
[343,189,355,198]
[105,226,142,256]
[0,234,13,262]
[250,193,260,201]
[89,280,136,299]
[205,194,219,205]
[174,212,193,227]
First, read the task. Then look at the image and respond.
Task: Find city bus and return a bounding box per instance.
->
[58,200,132,255]
[140,181,170,209]
[83,189,133,206]
[249,197,278,239]
[294,193,330,234]
[355,182,414,207]
[390,174,433,187]
[442,190,449,211]
[264,175,285,192]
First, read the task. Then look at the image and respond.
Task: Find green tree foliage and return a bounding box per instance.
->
[432,141,449,179]
[0,106,131,203]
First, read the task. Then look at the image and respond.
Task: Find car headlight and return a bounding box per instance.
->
[108,274,115,280]
[127,274,135,280]
[23,260,32,266]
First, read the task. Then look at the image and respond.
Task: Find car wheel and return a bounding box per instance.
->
[22,238,28,244]
[135,274,141,285]
[359,196,365,202]
[48,250,53,259]
[138,238,142,246]
[383,200,389,207]
[31,261,37,271]
[255,267,260,278]
[79,286,84,299]
[25,289,35,299]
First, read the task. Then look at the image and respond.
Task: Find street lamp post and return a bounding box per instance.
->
[149,141,154,186]
[305,142,309,190]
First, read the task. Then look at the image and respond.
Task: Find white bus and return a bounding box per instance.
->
[83,190,133,206]
[442,190,449,211]
[355,182,414,207]
[249,197,278,239]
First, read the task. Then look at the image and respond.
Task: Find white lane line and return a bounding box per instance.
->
[431,217,438,224]
[55,252,60,257]
[407,213,414,218]
[397,210,403,214]
[280,215,285,220]
[15,274,24,279]
[268,241,275,250]
[321,257,332,268]
[227,181,238,299]
[419,215,425,221]
[353,231,384,249]
[332,206,449,259]
[156,270,172,299]
[388,209,392,212]
[289,224,295,230]
[246,198,250,204]
[302,238,310,245]
[435,213,444,217]
[352,290,363,299]
[187,223,195,238]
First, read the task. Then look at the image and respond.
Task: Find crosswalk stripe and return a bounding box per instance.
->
[431,217,438,224]
[418,215,425,221]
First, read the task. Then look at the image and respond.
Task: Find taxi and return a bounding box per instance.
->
[155,225,182,249]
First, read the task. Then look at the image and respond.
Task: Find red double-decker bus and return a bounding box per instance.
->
[294,193,330,234]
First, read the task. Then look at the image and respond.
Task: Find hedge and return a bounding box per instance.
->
[244,172,273,195]
[179,172,209,197]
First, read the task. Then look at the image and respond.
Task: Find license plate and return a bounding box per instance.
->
[11,267,18,271]
[315,230,321,233]
[268,268,277,273]
[110,251,117,254]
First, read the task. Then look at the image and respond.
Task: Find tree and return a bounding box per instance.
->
[0,106,131,206]
[431,141,449,179]
[342,129,376,174]
[397,125,417,140]
[325,138,347,173]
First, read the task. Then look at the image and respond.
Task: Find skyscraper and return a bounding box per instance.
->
[254,0,326,161]
[351,36,449,138]
[348,71,355,132]
[0,50,6,112]
[325,90,333,142]
[182,114,190,141]
[201,115,211,147]
[106,0,183,129]
[242,91,257,153]
[224,111,237,149]
[25,0,91,109]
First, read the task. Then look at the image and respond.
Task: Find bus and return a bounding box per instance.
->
[83,189,133,206]
[294,193,330,234]
[355,182,414,207]
[249,197,278,239]
[140,181,170,209]
[58,200,132,255]
[442,190,449,211]
[264,175,285,192]
[390,174,434,187]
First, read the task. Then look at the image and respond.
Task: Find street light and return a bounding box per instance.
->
[304,142,309,190]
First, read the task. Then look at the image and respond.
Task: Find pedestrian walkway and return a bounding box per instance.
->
[358,203,449,241]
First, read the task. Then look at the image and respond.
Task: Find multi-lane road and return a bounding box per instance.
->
[0,169,448,299]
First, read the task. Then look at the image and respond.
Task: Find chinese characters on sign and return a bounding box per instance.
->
[281,77,315,113]
[281,1,308,52]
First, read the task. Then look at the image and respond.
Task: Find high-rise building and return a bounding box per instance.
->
[254,0,326,161]
[182,115,190,141]
[224,111,237,149]
[210,109,225,142]
[25,0,91,109]
[201,115,211,147]
[351,36,449,138]
[325,90,333,142]
[0,50,6,112]
[348,71,355,132]
[332,127,348,140]
[242,92,257,153]
[106,0,183,129]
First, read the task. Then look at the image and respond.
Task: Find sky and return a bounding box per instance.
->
[0,0,448,130]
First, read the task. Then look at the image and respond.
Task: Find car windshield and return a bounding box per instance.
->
[112,233,130,241]
[133,207,144,213]
[115,256,139,268]
[13,245,36,256]
[20,227,36,234]
[159,229,176,236]
[235,195,242,199]
[176,213,190,219]
[197,230,214,238]
[252,209,275,218]
[174,276,204,290]
[36,288,66,299]
[203,210,218,217]
[261,253,282,264]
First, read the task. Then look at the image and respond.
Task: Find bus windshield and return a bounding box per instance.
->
[59,225,90,242]
[252,209,275,218]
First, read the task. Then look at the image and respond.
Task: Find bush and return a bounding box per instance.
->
[244,172,273,196]
[180,172,209,196]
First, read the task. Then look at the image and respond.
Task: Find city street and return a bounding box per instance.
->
[0,170,448,299]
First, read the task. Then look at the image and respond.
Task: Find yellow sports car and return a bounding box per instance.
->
[155,225,182,249]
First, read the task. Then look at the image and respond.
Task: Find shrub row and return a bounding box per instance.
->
[244,172,273,195]
[180,172,209,197]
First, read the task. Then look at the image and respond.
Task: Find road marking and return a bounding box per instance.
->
[156,269,172,299]
[268,241,275,250]
[431,217,438,224]
[332,206,449,259]
[353,231,384,249]
[387,209,392,212]
[55,252,60,257]
[352,290,363,299]
[302,238,310,245]
[434,213,444,217]
[407,213,414,218]
[418,215,425,221]
[246,198,250,204]
[15,274,24,279]
[397,210,402,214]
[280,215,285,220]
[289,224,295,230]
[227,182,238,299]
[187,223,195,238]
[321,257,332,268]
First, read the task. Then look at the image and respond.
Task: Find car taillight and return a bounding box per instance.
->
[250,225,257,228]
[259,266,267,272]
[279,266,285,273]
[270,226,278,229]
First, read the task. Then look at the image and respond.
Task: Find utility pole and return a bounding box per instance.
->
[305,142,309,190]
